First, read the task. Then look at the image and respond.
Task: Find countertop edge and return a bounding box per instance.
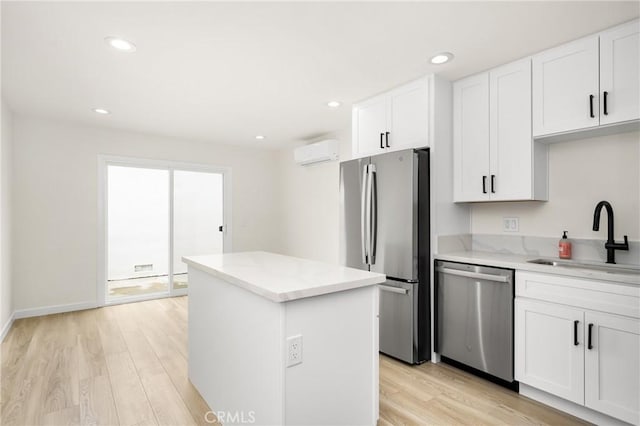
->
[183,256,386,302]
[435,251,639,286]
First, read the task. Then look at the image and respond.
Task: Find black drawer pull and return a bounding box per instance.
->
[589,94,595,118]
[380,133,384,149]
[588,323,594,350]
[574,320,579,346]
[385,132,390,148]
[491,175,496,194]
[482,176,487,194]
[603,91,609,115]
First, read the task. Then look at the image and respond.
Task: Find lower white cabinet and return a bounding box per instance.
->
[584,311,640,425]
[515,271,640,425]
[515,298,584,405]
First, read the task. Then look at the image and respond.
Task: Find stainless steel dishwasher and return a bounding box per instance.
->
[435,261,515,384]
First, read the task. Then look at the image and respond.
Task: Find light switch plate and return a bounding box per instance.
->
[503,217,519,232]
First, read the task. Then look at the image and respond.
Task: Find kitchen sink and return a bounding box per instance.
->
[527,258,640,275]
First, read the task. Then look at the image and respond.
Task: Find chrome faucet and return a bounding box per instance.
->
[592,200,629,264]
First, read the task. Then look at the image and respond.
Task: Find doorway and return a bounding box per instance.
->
[98,156,231,305]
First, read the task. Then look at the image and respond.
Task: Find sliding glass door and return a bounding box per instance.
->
[172,170,224,290]
[102,158,229,304]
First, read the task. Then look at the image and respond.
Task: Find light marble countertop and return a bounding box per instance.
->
[436,251,640,285]
[182,251,386,302]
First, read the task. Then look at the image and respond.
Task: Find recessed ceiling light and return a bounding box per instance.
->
[327,101,341,108]
[430,52,454,65]
[255,135,265,140]
[92,108,110,115]
[104,36,136,52]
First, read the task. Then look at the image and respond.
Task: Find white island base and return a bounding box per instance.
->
[185,252,385,426]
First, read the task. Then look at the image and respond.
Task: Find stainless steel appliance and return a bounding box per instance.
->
[435,261,515,383]
[339,149,430,364]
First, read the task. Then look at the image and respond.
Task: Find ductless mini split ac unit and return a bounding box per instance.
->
[293,139,339,166]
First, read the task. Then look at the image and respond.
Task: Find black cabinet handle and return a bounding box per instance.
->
[482,176,487,194]
[385,132,390,148]
[588,323,594,350]
[574,320,579,346]
[491,175,496,194]
[589,94,595,118]
[603,91,608,115]
[380,133,384,149]
[218,225,224,232]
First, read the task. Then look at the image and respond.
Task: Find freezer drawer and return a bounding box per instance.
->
[379,280,417,363]
[436,261,514,382]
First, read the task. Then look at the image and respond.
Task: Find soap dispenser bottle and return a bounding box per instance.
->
[559,231,572,259]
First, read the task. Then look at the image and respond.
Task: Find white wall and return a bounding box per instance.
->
[0,99,13,331]
[12,115,282,312]
[471,131,640,240]
[277,128,351,264]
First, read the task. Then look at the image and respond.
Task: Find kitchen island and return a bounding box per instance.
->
[183,251,385,426]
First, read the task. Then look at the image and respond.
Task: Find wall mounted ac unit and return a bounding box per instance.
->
[294,139,339,166]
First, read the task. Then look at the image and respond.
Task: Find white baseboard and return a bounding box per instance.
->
[0,312,15,342]
[14,301,98,319]
[519,384,629,426]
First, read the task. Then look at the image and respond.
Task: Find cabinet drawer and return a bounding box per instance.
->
[516,271,640,318]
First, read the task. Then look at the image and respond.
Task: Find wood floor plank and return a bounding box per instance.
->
[41,405,81,426]
[141,372,198,426]
[79,375,119,426]
[104,351,157,426]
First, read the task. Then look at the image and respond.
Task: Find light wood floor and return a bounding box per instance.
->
[1,297,587,426]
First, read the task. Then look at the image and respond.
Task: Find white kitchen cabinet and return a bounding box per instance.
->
[532,35,600,136]
[453,58,546,202]
[515,298,585,405]
[515,271,640,425]
[600,19,640,126]
[453,73,489,202]
[353,96,388,157]
[584,311,640,425]
[352,77,429,158]
[533,19,640,138]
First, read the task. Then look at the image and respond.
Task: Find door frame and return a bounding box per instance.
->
[97,155,232,306]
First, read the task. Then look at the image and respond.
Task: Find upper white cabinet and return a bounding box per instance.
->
[454,58,547,202]
[352,77,429,158]
[600,20,640,126]
[453,73,490,201]
[533,19,640,137]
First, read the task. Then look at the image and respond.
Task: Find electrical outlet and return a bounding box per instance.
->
[286,335,303,367]
[503,217,519,232]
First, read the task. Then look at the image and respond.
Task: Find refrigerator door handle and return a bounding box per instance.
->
[361,165,369,265]
[370,164,377,264]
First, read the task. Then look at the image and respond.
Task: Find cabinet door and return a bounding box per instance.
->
[489,58,533,201]
[453,73,490,202]
[388,79,429,152]
[353,96,387,158]
[532,35,600,136]
[515,298,584,405]
[584,311,640,425]
[600,19,640,126]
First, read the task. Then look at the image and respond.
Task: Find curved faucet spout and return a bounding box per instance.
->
[592,200,628,264]
[592,200,613,232]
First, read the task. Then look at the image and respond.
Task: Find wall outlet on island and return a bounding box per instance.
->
[503,217,519,232]
[287,335,303,367]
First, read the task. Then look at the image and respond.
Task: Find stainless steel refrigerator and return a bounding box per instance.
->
[339,148,430,364]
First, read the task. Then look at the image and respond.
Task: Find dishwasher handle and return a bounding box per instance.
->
[379,285,408,295]
[436,267,509,283]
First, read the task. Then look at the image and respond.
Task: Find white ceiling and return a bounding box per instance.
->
[2,2,638,148]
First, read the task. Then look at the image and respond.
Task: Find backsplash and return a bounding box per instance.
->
[438,233,640,265]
